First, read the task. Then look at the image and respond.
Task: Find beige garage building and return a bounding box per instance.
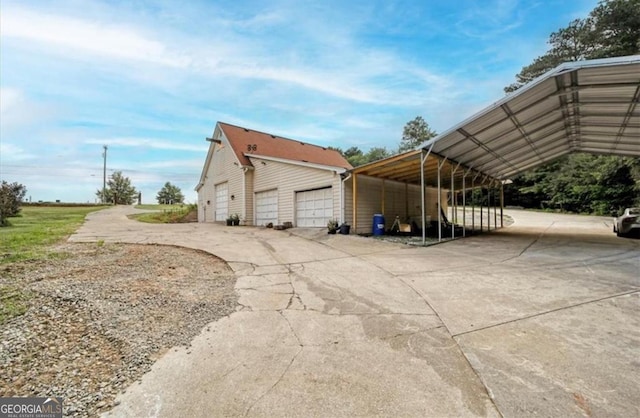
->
[196,122,352,226]
[196,122,449,229]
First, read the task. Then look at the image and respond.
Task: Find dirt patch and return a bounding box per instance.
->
[0,243,237,417]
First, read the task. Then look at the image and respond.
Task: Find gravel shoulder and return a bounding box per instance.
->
[0,242,237,417]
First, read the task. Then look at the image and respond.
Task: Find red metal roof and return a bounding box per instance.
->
[219,122,352,170]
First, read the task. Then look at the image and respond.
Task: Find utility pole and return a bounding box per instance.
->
[102,145,108,204]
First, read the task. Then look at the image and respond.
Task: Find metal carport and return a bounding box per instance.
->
[350,55,640,244]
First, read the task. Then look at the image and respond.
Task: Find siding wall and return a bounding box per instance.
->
[244,169,254,225]
[250,157,341,226]
[344,175,449,234]
[196,134,245,222]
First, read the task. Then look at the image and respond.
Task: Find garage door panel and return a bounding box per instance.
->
[296,187,333,227]
[215,183,228,222]
[256,189,278,226]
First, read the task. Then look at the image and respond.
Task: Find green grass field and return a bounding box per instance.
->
[131,204,197,223]
[134,204,185,211]
[0,206,105,264]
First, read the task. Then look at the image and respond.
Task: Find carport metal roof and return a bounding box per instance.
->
[352,55,639,186]
[420,54,640,180]
[350,55,639,243]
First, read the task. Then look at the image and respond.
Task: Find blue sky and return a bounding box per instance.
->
[0,0,598,204]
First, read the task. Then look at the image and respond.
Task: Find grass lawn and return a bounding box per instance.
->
[131,204,196,223]
[0,206,105,264]
[134,204,185,210]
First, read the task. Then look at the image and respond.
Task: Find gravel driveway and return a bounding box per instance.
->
[0,242,236,417]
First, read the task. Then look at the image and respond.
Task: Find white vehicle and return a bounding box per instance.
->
[613,207,640,237]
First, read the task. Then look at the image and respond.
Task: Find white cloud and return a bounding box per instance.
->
[0,87,23,114]
[84,137,207,153]
[1,4,459,107]
[138,159,204,170]
[0,142,37,162]
[454,0,524,39]
[0,87,59,134]
[1,6,191,68]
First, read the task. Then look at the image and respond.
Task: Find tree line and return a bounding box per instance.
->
[332,115,437,167]
[95,172,185,205]
[1,176,187,227]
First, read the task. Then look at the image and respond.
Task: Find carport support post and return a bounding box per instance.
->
[490,184,493,230]
[436,157,447,242]
[487,183,491,231]
[482,176,489,232]
[450,162,460,239]
[437,159,442,242]
[353,173,358,234]
[493,183,498,229]
[420,145,433,245]
[480,185,483,232]
[463,168,473,237]
[381,179,386,216]
[500,181,504,228]
[472,172,480,232]
[488,184,492,231]
[462,173,466,237]
[451,167,454,238]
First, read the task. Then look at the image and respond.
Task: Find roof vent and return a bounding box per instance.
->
[244,128,250,132]
[299,142,305,145]
[271,135,276,138]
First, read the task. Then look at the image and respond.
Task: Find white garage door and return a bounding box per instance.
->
[255,189,278,226]
[296,187,333,227]
[215,182,228,222]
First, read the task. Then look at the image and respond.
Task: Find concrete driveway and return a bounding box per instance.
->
[70,207,640,417]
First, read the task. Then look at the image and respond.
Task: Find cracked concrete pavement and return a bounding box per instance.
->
[69,206,639,417]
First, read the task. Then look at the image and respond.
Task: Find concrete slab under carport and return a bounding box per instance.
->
[375,209,639,417]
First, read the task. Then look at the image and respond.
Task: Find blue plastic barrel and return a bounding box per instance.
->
[373,214,385,235]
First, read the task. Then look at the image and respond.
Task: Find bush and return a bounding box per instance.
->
[0,181,27,227]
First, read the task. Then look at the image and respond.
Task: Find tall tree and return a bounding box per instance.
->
[399,116,437,152]
[0,181,27,227]
[590,0,640,58]
[505,0,640,93]
[156,182,185,204]
[96,171,138,205]
[365,147,392,162]
[342,146,367,167]
[330,146,392,167]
